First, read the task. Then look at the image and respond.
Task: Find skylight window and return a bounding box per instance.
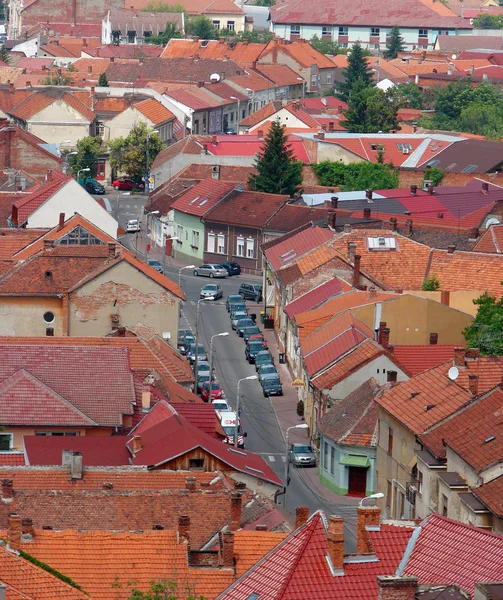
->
[199,199,209,206]
[462,164,478,173]
[367,237,397,251]
[190,196,200,204]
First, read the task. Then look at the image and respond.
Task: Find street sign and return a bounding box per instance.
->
[292,378,303,387]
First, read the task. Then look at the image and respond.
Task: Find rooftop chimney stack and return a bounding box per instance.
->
[1,479,13,502]
[70,452,83,480]
[222,531,235,568]
[377,576,419,600]
[365,189,373,201]
[482,181,489,194]
[468,373,479,396]
[378,321,387,345]
[108,242,116,259]
[363,207,371,219]
[186,476,197,491]
[440,290,450,306]
[380,328,390,350]
[21,518,34,543]
[427,184,434,195]
[230,492,243,531]
[447,245,456,254]
[141,389,151,412]
[429,333,438,345]
[211,135,217,146]
[356,505,380,554]
[8,513,21,551]
[62,449,73,468]
[178,515,190,545]
[454,347,466,368]
[410,185,417,196]
[389,217,397,232]
[58,212,65,230]
[327,516,345,573]
[404,219,413,236]
[331,196,338,209]
[352,255,361,288]
[347,241,357,260]
[295,506,309,528]
[328,211,336,229]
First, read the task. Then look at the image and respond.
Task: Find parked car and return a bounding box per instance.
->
[245,341,267,364]
[194,361,210,377]
[200,283,223,300]
[228,303,247,316]
[201,380,224,402]
[126,219,140,233]
[249,333,268,349]
[226,295,243,311]
[239,283,263,302]
[148,259,163,273]
[85,180,105,194]
[237,318,255,337]
[112,178,143,191]
[212,399,230,412]
[243,326,261,343]
[193,264,228,278]
[220,261,241,276]
[258,363,278,382]
[177,334,194,355]
[187,343,208,365]
[196,373,211,394]
[289,443,317,467]
[261,374,283,397]
[255,351,274,372]
[231,312,249,330]
[178,328,192,339]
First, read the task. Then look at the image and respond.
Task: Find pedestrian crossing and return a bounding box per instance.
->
[257,453,286,463]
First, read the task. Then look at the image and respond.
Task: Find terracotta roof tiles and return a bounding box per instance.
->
[161,38,261,61]
[304,326,369,376]
[391,345,457,375]
[204,189,288,228]
[0,229,44,260]
[171,177,237,217]
[472,475,503,517]
[284,278,349,319]
[473,223,503,253]
[134,97,175,125]
[234,531,287,576]
[264,226,334,272]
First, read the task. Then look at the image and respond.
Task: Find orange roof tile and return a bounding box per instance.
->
[134,97,175,125]
[71,58,111,75]
[161,38,262,61]
[296,243,338,275]
[21,530,234,600]
[473,223,503,254]
[234,531,286,576]
[240,101,279,127]
[0,229,44,260]
[259,39,335,69]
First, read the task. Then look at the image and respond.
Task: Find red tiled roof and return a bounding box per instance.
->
[161,38,261,61]
[133,399,218,438]
[265,226,334,272]
[259,39,336,69]
[240,101,280,127]
[473,223,503,253]
[392,345,457,375]
[206,135,310,163]
[171,178,237,217]
[134,97,176,125]
[0,345,134,427]
[419,387,503,469]
[25,436,132,466]
[472,475,503,518]
[317,378,380,446]
[255,64,305,87]
[204,189,288,228]
[266,204,332,233]
[402,513,503,595]
[284,278,348,318]
[9,91,94,121]
[301,311,374,356]
[304,327,369,376]
[11,169,70,225]
[0,453,24,465]
[0,229,44,260]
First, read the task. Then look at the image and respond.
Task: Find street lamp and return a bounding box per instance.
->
[230,96,241,132]
[284,423,309,509]
[359,492,384,506]
[235,375,257,447]
[179,264,196,288]
[77,167,90,181]
[209,332,229,390]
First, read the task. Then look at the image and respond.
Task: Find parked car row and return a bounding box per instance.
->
[192,262,242,278]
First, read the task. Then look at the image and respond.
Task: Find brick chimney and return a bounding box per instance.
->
[410,185,417,196]
[447,245,456,254]
[212,135,218,146]
[454,347,466,368]
[380,328,390,350]
[178,515,190,545]
[468,373,479,396]
[21,518,34,543]
[363,207,371,219]
[70,452,83,480]
[352,255,361,288]
[230,492,242,531]
[257,129,264,139]
[469,227,479,241]
[429,333,438,345]
[295,506,309,528]
[356,505,380,554]
[387,370,397,383]
[377,576,419,600]
[327,515,344,572]
[377,322,387,345]
[440,290,450,306]
[58,212,65,230]
[186,476,197,491]
[482,181,489,194]
[331,196,338,209]
[328,211,336,229]
[8,513,21,551]
[389,217,397,232]
[108,242,116,259]
[365,189,373,200]
[2,479,13,502]
[132,435,142,454]
[222,531,235,568]
[404,219,413,236]
[427,184,434,195]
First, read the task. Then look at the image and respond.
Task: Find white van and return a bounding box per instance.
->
[218,410,246,448]
[126,219,140,233]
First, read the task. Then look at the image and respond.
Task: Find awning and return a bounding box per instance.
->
[340,455,371,468]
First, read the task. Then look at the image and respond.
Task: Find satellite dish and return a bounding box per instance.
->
[448,366,459,381]
[486,217,500,227]
[210,73,221,82]
[451,54,457,60]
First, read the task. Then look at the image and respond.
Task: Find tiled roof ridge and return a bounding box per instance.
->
[262,221,313,252]
[277,236,334,273]
[338,379,381,445]
[303,323,368,358]
[312,336,378,378]
[12,171,69,211]
[0,368,98,425]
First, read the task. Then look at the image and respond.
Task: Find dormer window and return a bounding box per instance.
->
[367,237,397,251]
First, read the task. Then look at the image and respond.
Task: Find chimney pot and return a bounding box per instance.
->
[178,515,190,544]
[132,435,142,454]
[8,513,21,551]
[295,506,309,528]
[331,196,338,209]
[70,452,83,480]
[363,207,371,219]
[440,290,450,306]
[211,135,217,146]
[58,212,65,230]
[21,518,34,542]
[381,328,390,350]
[468,373,479,396]
[404,219,413,236]
[482,181,489,194]
[352,255,361,289]
[429,333,438,345]
[454,347,466,368]
[365,189,373,200]
[389,217,398,232]
[327,515,344,572]
[108,242,116,259]
[186,476,197,491]
[1,479,13,501]
[222,531,235,568]
[427,184,434,195]
[230,491,242,531]
[357,505,380,554]
[377,576,419,600]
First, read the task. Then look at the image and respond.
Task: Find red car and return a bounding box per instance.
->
[248,333,268,349]
[112,178,144,191]
[201,380,224,402]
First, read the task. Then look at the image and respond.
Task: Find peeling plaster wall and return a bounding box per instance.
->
[69,261,180,341]
[0,297,63,336]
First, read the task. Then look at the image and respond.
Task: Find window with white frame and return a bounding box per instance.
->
[338,26,348,35]
[237,236,245,257]
[311,75,317,87]
[212,20,220,29]
[246,238,254,258]
[217,234,225,254]
[322,25,332,36]
[227,21,235,30]
[207,233,216,253]
[419,28,428,37]
[371,27,380,36]
[192,230,199,248]
[326,73,332,84]
[290,25,300,34]
[340,42,348,48]
[177,225,183,240]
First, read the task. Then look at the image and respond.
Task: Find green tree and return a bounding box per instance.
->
[109,122,164,181]
[388,82,423,109]
[140,1,185,11]
[98,72,109,87]
[342,80,399,133]
[66,136,103,179]
[148,21,182,45]
[424,167,444,186]
[337,42,374,102]
[43,71,72,86]
[124,579,206,600]
[0,47,10,65]
[422,275,440,291]
[226,29,273,43]
[464,290,503,354]
[473,13,503,28]
[249,119,302,196]
[255,0,275,5]
[186,15,218,39]
[312,161,399,191]
[310,34,339,56]
[384,25,405,59]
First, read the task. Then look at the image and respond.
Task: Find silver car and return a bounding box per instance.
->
[289,443,317,467]
[231,311,249,330]
[193,264,228,278]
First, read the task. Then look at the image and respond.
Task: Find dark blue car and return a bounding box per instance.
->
[220,261,241,276]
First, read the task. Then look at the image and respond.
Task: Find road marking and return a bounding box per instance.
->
[268,455,275,462]
[189,300,195,306]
